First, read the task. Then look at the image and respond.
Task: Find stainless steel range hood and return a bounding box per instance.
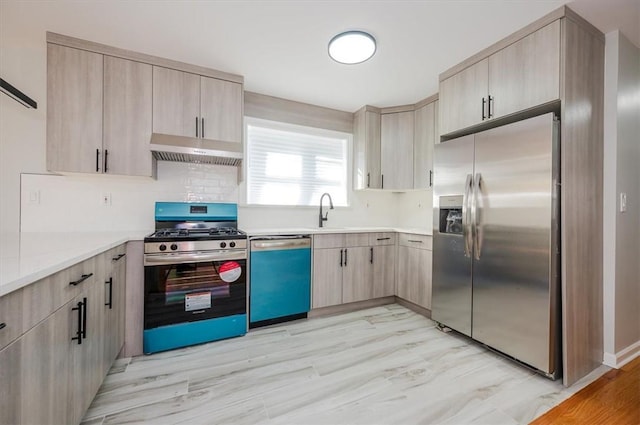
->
[150,133,243,167]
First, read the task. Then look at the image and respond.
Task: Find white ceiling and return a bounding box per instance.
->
[4,0,639,112]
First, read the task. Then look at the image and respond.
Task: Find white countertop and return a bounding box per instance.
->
[0,231,150,297]
[244,226,432,237]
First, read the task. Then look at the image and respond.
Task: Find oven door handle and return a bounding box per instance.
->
[144,250,246,266]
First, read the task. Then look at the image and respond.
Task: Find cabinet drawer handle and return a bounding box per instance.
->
[0,322,6,330]
[408,240,423,243]
[112,253,126,261]
[71,301,83,345]
[95,149,100,172]
[376,237,390,241]
[69,273,93,286]
[105,277,113,309]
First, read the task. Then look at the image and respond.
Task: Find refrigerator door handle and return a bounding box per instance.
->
[473,173,484,260]
[462,174,473,257]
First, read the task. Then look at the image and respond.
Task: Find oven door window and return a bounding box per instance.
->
[144,259,246,330]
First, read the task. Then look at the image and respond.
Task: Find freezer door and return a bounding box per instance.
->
[471,113,558,374]
[432,134,474,336]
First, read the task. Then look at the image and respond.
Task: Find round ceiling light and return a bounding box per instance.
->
[328,31,376,64]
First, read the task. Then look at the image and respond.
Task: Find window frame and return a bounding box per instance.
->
[242,117,353,208]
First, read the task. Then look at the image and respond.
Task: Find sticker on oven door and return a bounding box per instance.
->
[219,261,242,283]
[185,292,211,311]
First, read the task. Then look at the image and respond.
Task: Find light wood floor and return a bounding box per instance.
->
[83,304,609,424]
[531,356,640,424]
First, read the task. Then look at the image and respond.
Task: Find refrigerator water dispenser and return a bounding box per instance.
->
[438,195,463,235]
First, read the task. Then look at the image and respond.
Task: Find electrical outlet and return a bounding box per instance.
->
[620,192,627,213]
[28,190,40,204]
[101,193,112,206]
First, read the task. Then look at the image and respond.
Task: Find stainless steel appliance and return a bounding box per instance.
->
[143,202,247,354]
[249,236,311,327]
[432,113,560,378]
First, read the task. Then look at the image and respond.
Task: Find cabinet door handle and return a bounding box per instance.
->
[481,97,487,120]
[201,117,205,139]
[376,237,390,241]
[408,239,423,243]
[339,249,343,267]
[370,247,373,264]
[82,297,87,340]
[429,170,433,187]
[488,95,494,118]
[0,323,6,330]
[195,117,199,137]
[71,301,83,345]
[95,149,100,172]
[104,149,109,173]
[367,172,370,188]
[381,174,384,189]
[344,248,348,266]
[112,253,126,261]
[69,273,93,286]
[105,277,113,309]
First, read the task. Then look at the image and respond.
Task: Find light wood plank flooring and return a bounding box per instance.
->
[82,304,608,424]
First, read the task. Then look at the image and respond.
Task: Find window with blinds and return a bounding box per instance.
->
[246,119,350,207]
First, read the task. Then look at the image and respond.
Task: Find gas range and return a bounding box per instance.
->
[143,202,248,354]
[144,202,247,259]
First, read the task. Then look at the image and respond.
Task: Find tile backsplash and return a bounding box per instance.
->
[20,161,239,232]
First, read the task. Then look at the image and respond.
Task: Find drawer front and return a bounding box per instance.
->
[344,233,370,247]
[369,232,396,246]
[313,234,345,249]
[22,256,97,333]
[0,288,24,350]
[398,233,432,250]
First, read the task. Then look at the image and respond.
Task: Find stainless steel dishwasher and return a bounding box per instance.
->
[249,236,311,328]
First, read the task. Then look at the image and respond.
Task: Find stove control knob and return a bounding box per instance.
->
[230,241,236,248]
[159,244,167,251]
[220,242,227,248]
[170,244,178,251]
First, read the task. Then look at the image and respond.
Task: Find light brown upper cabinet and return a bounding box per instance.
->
[381,110,414,190]
[439,58,489,137]
[439,20,560,136]
[103,57,153,177]
[47,45,154,177]
[413,101,436,189]
[152,67,243,144]
[353,106,382,189]
[47,44,103,174]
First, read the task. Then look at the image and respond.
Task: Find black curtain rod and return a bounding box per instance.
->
[0,78,37,109]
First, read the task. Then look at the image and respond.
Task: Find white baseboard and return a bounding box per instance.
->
[603,340,640,368]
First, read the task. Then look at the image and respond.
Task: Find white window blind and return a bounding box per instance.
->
[246,120,349,206]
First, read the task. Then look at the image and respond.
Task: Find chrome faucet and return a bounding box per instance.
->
[318,193,334,228]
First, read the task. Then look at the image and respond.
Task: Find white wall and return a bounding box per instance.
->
[603,30,640,367]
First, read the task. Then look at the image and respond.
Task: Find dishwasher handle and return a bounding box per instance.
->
[251,238,311,251]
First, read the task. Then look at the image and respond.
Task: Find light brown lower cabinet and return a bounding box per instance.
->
[396,234,433,309]
[0,244,127,425]
[312,232,397,308]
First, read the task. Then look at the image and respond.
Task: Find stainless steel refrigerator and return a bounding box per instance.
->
[432,113,560,378]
